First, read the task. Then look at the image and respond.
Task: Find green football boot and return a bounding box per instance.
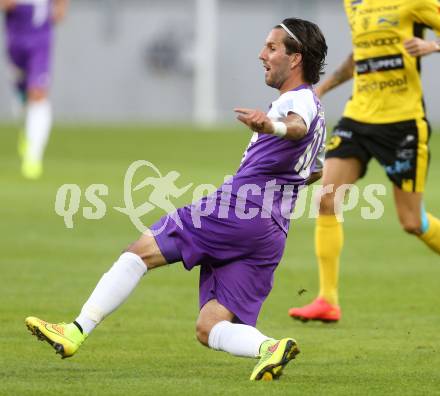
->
[21,159,43,179]
[25,316,87,359]
[250,338,300,381]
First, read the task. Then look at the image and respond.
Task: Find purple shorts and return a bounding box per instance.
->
[6,31,53,93]
[151,195,286,326]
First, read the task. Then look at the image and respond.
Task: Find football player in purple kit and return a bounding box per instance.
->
[25,18,327,381]
[1,0,68,179]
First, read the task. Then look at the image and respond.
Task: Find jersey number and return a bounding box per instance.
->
[294,117,325,179]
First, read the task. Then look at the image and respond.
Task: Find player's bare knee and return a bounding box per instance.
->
[195,320,210,346]
[27,88,47,102]
[124,239,142,256]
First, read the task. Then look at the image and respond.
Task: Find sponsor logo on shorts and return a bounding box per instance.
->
[396,134,416,160]
[326,136,342,151]
[356,54,404,75]
[354,36,400,49]
[396,149,415,160]
[399,134,416,147]
[333,129,353,139]
[384,159,412,175]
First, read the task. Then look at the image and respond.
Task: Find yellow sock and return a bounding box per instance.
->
[315,214,343,305]
[419,213,440,254]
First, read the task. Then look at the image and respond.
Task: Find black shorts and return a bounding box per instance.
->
[325,117,431,192]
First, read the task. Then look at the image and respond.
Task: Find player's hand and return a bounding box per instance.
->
[404,37,440,57]
[52,0,68,23]
[234,108,274,134]
[0,0,16,11]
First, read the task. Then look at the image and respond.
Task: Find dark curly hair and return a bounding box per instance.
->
[276,18,327,85]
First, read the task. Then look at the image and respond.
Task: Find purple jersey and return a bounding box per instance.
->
[5,0,53,35]
[150,84,326,325]
[223,84,326,233]
[151,84,326,324]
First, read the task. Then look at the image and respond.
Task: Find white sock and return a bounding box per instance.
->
[25,99,52,162]
[75,252,147,334]
[208,320,272,358]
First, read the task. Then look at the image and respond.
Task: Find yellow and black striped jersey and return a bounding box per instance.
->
[343,0,440,123]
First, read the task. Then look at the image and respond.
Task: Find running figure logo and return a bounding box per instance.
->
[114,160,193,234]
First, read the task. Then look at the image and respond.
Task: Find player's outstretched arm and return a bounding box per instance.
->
[315,52,354,98]
[234,108,307,141]
[404,37,440,57]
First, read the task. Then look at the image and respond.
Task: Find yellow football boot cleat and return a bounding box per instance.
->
[25,317,87,359]
[250,338,300,381]
[21,159,43,180]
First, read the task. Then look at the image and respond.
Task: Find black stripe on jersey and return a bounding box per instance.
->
[413,23,428,73]
[355,54,404,74]
[413,22,428,116]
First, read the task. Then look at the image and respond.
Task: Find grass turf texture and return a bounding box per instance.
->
[0,123,439,395]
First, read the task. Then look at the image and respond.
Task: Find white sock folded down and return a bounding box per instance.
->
[208,320,271,358]
[75,252,147,334]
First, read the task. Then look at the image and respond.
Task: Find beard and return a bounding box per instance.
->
[265,74,283,90]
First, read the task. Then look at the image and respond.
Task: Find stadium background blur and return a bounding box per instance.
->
[1,0,439,124]
[1,1,439,395]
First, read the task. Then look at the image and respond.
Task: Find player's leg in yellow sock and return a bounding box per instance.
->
[313,158,362,306]
[394,187,440,253]
[316,214,343,305]
[419,212,440,254]
[288,158,362,322]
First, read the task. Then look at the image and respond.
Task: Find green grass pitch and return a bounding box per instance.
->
[0,123,439,395]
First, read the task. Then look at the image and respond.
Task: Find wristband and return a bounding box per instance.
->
[272,121,287,137]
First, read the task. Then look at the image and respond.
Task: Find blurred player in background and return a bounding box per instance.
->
[289,0,440,323]
[25,18,327,381]
[1,0,68,179]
